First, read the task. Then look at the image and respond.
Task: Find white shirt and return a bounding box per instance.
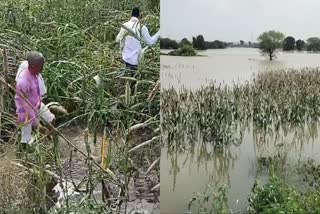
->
[16,60,47,97]
[116,17,160,66]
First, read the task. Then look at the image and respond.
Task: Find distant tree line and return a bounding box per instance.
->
[160,38,179,49]
[257,30,320,61]
[231,41,259,48]
[160,35,227,50]
[161,32,320,55]
[277,35,320,52]
[305,37,320,52]
[281,36,320,52]
[282,36,305,51]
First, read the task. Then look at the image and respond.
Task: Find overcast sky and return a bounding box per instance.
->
[160,0,320,43]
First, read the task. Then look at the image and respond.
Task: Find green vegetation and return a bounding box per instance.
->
[258,30,285,60]
[206,40,227,49]
[162,68,320,151]
[248,175,320,214]
[262,33,320,53]
[180,38,192,47]
[161,31,320,55]
[307,37,320,52]
[160,37,179,49]
[296,39,305,51]
[168,45,197,56]
[192,35,207,50]
[185,154,320,213]
[51,199,110,214]
[281,36,319,52]
[0,0,160,213]
[188,185,228,214]
[283,36,295,51]
[161,37,198,56]
[160,35,226,52]
[259,32,320,53]
[163,67,320,213]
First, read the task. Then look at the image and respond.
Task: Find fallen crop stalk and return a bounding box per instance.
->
[128,136,159,153]
[145,157,160,175]
[151,183,160,191]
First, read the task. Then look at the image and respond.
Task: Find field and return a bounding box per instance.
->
[161,68,320,213]
[0,0,160,213]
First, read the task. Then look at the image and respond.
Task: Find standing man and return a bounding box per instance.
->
[116,7,160,74]
[15,51,55,149]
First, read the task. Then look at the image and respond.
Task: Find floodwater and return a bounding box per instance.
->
[161,48,320,90]
[161,124,320,213]
[160,48,320,213]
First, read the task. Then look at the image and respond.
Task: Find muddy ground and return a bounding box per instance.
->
[57,126,160,213]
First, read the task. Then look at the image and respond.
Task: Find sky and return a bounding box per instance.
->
[160,0,320,43]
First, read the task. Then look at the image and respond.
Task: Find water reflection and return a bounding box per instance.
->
[161,123,320,213]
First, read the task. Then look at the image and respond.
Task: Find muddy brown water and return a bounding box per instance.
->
[161,48,320,90]
[160,48,320,213]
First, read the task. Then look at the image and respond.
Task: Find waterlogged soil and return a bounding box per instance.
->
[57,126,160,213]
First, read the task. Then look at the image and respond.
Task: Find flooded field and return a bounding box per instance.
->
[161,124,320,213]
[161,48,320,89]
[160,48,320,213]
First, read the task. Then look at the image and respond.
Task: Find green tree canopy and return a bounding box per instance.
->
[295,39,305,51]
[179,38,191,47]
[307,37,320,52]
[258,30,285,60]
[160,38,179,49]
[192,35,207,50]
[283,36,295,51]
[206,40,226,49]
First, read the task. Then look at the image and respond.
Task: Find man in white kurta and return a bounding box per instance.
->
[116,7,160,72]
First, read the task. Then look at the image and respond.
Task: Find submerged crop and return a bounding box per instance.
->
[161,68,320,151]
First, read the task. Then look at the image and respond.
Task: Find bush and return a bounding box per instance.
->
[51,199,111,214]
[168,45,196,56]
[248,175,320,213]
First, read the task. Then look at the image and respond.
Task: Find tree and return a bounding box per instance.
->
[179,38,191,47]
[193,35,207,50]
[192,37,197,48]
[205,40,227,49]
[283,36,295,51]
[248,41,252,47]
[295,39,305,51]
[160,38,179,49]
[240,40,245,45]
[306,37,320,52]
[213,40,225,49]
[258,30,285,60]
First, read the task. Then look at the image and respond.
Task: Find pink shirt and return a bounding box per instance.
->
[15,67,41,127]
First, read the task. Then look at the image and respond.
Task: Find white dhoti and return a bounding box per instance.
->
[21,102,55,144]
